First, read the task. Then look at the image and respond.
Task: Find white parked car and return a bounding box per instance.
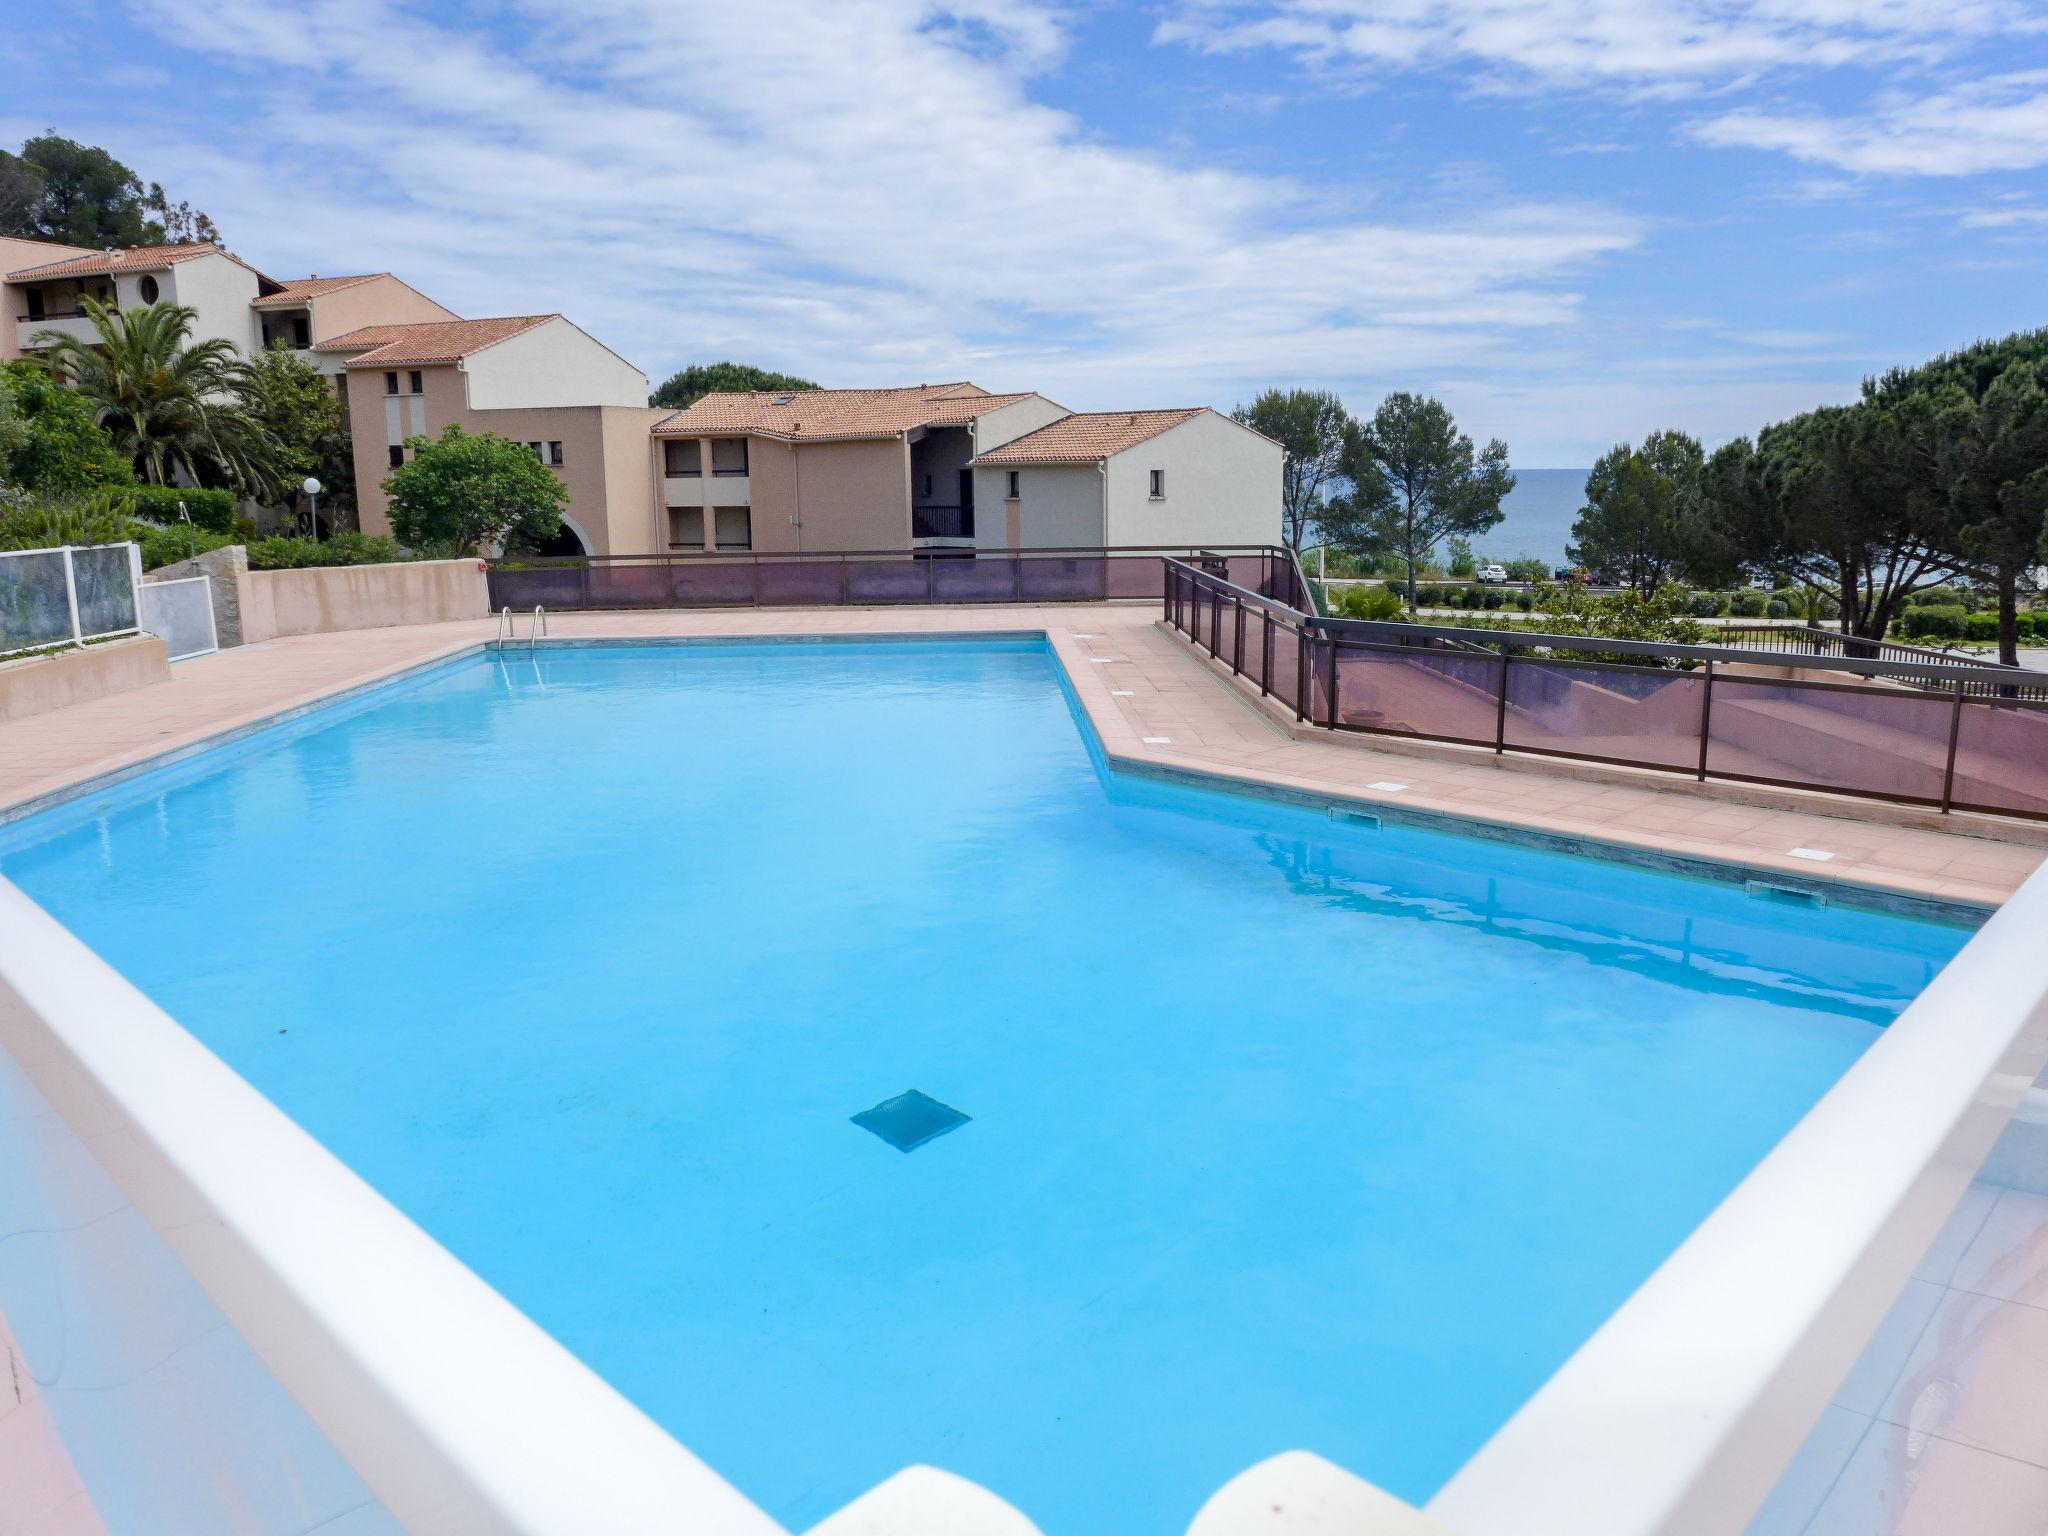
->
[1477,564,1510,585]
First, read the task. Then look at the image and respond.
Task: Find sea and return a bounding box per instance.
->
[1473,468,1588,569]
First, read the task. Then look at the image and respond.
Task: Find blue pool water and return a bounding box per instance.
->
[0,640,1968,1533]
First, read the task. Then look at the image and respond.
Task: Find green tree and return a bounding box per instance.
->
[1701,405,1953,647]
[1330,392,1514,605]
[651,361,818,410]
[0,371,27,474]
[242,345,354,519]
[1868,331,2048,665]
[0,134,220,247]
[33,299,276,491]
[383,424,568,555]
[0,362,134,493]
[1568,430,1711,595]
[1230,388,1354,553]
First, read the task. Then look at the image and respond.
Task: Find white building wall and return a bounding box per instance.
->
[158,253,264,359]
[460,319,647,409]
[969,394,1068,454]
[1103,411,1283,548]
[970,464,1105,550]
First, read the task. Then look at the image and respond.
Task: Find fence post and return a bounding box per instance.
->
[1697,659,1715,782]
[60,547,83,647]
[1494,643,1510,753]
[840,557,850,605]
[1296,627,1309,723]
[1163,564,1173,624]
[1322,636,1338,729]
[1232,596,1245,677]
[927,553,936,604]
[1261,610,1272,696]
[1941,681,1964,813]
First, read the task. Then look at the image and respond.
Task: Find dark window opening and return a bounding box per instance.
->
[24,290,43,321]
[710,438,748,476]
[388,444,404,467]
[665,440,701,476]
[547,441,564,467]
[292,316,310,348]
[408,370,423,394]
[384,371,398,395]
[138,275,160,304]
[1149,468,1166,498]
[714,507,752,550]
[1006,470,1019,499]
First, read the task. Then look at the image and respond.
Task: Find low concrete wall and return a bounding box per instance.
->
[0,635,170,723]
[242,558,489,642]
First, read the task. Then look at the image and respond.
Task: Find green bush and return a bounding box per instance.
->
[1503,557,1548,583]
[1962,611,2000,643]
[1688,590,1730,617]
[1335,581,1405,621]
[1899,605,1967,641]
[118,485,238,533]
[131,522,238,571]
[1514,591,1534,612]
[1766,597,1791,619]
[1731,590,1768,617]
[244,533,408,570]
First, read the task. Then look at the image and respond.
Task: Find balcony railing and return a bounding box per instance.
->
[911,505,974,540]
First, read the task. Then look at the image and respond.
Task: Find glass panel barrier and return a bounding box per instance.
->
[0,550,75,652]
[1332,643,1500,744]
[1504,659,1705,771]
[1950,697,2048,817]
[1705,676,1953,803]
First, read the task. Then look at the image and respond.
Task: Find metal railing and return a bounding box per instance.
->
[910,506,973,540]
[485,544,1309,614]
[1713,622,2041,697]
[1164,558,2048,820]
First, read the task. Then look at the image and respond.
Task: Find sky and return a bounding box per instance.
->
[6,0,2047,463]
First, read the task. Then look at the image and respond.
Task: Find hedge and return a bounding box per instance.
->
[118,485,239,533]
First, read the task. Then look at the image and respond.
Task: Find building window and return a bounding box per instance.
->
[714,507,752,550]
[710,438,748,477]
[408,370,424,395]
[665,440,701,476]
[384,371,398,396]
[292,316,310,349]
[526,441,544,462]
[1149,468,1166,499]
[388,444,404,468]
[24,290,43,321]
[669,507,705,549]
[1005,470,1020,499]
[138,274,160,304]
[923,473,933,497]
[547,441,564,467]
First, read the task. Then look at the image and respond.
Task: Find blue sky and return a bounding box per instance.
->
[7,0,2047,462]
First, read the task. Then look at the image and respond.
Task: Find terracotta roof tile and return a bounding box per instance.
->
[970,409,1205,465]
[331,315,555,367]
[6,243,231,282]
[252,274,385,308]
[652,383,1036,442]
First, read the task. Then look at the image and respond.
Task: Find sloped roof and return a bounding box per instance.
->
[7,242,246,283]
[328,315,556,367]
[970,409,1205,465]
[253,274,386,308]
[652,383,1037,442]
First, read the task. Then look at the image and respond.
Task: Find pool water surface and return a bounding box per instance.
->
[0,640,1969,1533]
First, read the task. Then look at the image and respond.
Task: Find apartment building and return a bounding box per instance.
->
[650,386,1282,555]
[648,384,1072,554]
[335,315,665,555]
[969,408,1284,550]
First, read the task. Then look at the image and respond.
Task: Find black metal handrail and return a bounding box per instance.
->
[1162,557,2048,819]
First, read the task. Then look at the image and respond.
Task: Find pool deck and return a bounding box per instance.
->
[4,600,2047,1536]
[1,603,2041,911]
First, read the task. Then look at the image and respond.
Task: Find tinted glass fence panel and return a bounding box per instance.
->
[1705,677,1954,804]
[1504,660,1705,771]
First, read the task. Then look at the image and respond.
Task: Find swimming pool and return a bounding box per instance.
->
[0,638,1971,1534]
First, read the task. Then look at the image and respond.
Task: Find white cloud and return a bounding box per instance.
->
[1694,71,2048,175]
[1154,0,2038,94]
[113,0,1642,418]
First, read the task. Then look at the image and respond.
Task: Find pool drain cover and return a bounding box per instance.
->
[852,1090,970,1152]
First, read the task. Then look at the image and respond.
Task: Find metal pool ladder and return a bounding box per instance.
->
[496,604,548,651]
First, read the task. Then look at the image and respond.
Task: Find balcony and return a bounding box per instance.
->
[912,505,974,541]
[16,311,100,351]
[663,474,749,507]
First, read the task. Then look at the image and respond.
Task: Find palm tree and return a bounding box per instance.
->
[33,298,280,494]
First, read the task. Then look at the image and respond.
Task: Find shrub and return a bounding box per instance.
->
[1766,597,1791,619]
[132,521,238,570]
[118,485,238,533]
[1503,557,1548,583]
[1514,591,1534,612]
[1687,590,1730,617]
[1899,605,1967,641]
[1480,587,1506,610]
[1962,611,2000,643]
[1731,591,1768,618]
[1336,581,1405,621]
[244,532,408,570]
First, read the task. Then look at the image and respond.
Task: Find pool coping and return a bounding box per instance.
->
[4,617,2046,1535]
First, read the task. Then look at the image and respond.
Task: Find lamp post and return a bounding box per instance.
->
[302,477,322,542]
